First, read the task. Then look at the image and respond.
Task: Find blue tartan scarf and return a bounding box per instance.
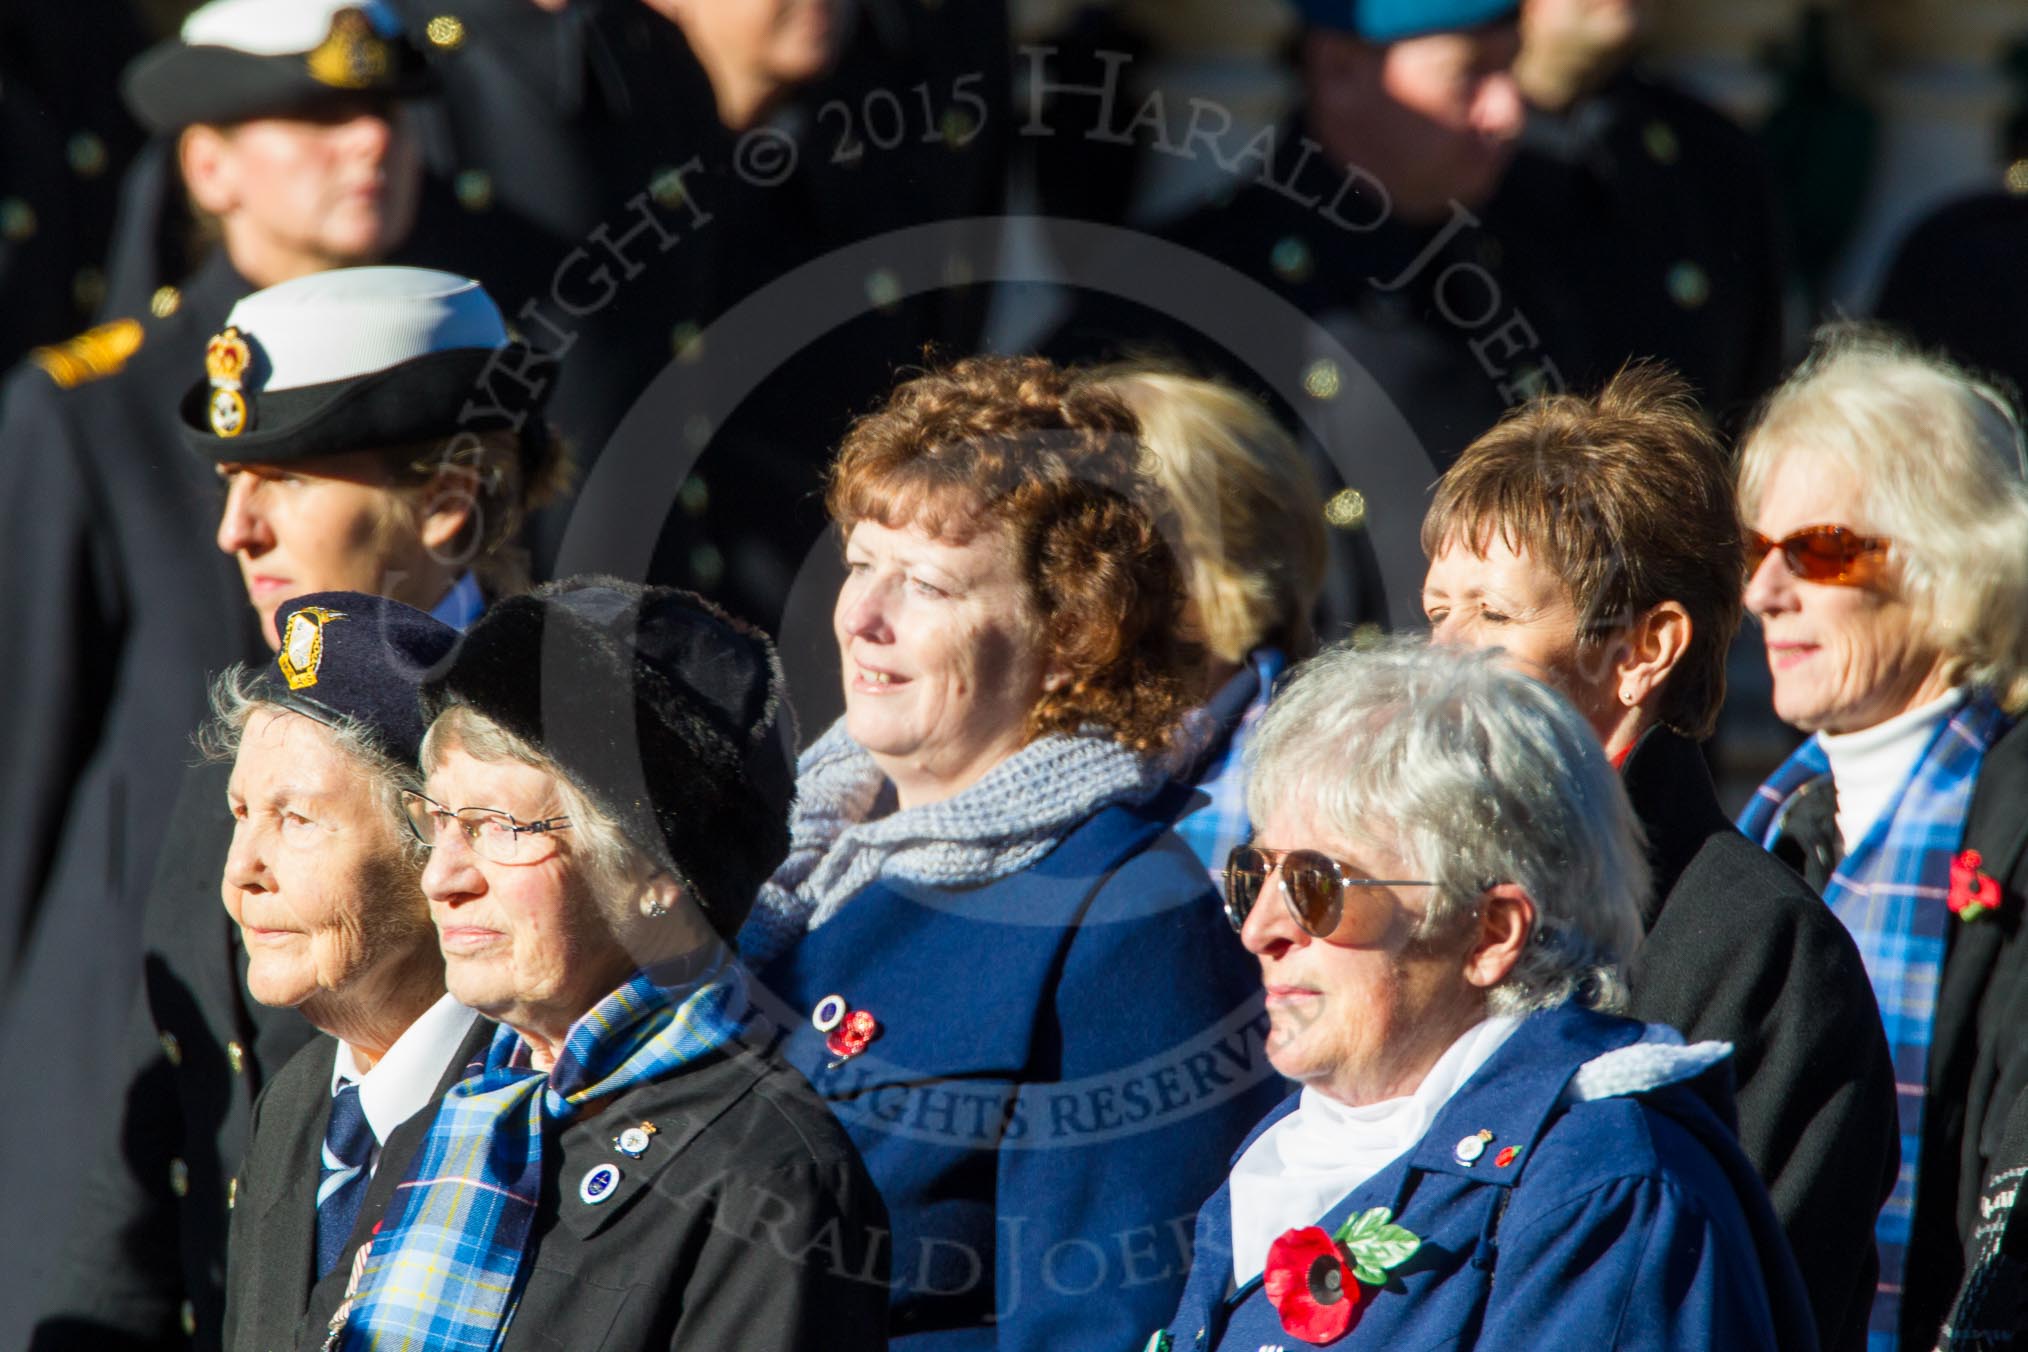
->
[330,966,749,1351]
[1738,688,2012,1352]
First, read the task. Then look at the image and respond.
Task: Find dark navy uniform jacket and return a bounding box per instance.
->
[754,787,1285,1351]
[0,247,266,1350]
[1159,1003,1819,1352]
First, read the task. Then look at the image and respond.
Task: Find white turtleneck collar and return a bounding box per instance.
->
[1226,1016,1522,1288]
[1818,688,1967,856]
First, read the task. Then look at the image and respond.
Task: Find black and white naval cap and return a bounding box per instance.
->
[178,266,553,468]
[123,0,431,135]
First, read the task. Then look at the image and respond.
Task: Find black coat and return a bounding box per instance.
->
[1900,716,2028,1347]
[28,759,320,1352]
[1938,1080,2028,1351]
[1620,728,1900,1352]
[221,1016,494,1352]
[0,248,269,1352]
[297,1021,893,1352]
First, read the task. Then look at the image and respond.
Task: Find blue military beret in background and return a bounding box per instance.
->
[257,592,461,767]
[1293,0,1520,40]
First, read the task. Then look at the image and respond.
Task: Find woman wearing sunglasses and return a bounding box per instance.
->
[1152,639,1813,1351]
[1420,363,1895,1352]
[1735,326,2028,1351]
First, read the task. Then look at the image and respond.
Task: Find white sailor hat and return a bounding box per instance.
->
[178,266,552,466]
[123,0,431,134]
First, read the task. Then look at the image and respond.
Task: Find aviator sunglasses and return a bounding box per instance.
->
[1746,524,1890,587]
[1223,844,1437,942]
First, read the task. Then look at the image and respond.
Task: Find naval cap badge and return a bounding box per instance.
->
[205,326,252,438]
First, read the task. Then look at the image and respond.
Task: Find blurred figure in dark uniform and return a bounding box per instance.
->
[381,0,1009,639]
[0,2,429,1345]
[0,70,83,371]
[0,0,151,365]
[1489,0,1787,427]
[1048,0,1532,630]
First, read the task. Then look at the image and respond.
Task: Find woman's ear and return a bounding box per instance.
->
[179,125,238,216]
[1463,884,1535,990]
[1614,601,1692,710]
[418,464,481,554]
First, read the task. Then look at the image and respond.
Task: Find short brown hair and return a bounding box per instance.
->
[1420,364,1742,739]
[827,355,1191,751]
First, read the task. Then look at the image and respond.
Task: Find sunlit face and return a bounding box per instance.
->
[1744,451,1950,734]
[1423,530,1621,742]
[222,709,432,1023]
[420,744,636,1044]
[834,517,1056,807]
[1306,24,1526,214]
[1238,802,1485,1107]
[190,101,420,276]
[215,451,437,649]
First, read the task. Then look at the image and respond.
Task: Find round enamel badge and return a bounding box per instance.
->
[579,1162,621,1205]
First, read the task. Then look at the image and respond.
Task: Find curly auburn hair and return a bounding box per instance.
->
[826,355,1192,751]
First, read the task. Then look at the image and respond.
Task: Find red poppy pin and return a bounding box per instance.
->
[1948,849,2005,922]
[1262,1207,1422,1343]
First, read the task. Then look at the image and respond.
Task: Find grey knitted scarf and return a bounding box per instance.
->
[738,718,1164,969]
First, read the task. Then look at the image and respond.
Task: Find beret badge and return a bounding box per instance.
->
[205,327,252,438]
[306,8,392,91]
[278,606,348,690]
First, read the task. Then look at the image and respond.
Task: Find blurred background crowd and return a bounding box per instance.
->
[5,1,2028,1350]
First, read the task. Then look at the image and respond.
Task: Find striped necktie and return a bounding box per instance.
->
[316,1081,374,1278]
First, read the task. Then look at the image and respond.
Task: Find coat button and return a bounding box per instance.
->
[179,1300,196,1336]
[226,1177,239,1210]
[150,286,182,319]
[1324,488,1366,531]
[226,1041,246,1074]
[455,169,493,212]
[1666,261,1709,310]
[1,198,37,242]
[169,1158,189,1197]
[159,1031,183,1067]
[66,132,108,178]
[1302,358,1342,401]
[426,14,466,48]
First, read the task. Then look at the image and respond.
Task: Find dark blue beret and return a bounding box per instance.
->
[1294,0,1519,40]
[258,591,461,766]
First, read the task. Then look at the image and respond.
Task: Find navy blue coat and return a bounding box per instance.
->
[752,787,1284,1351]
[1159,1003,1819,1352]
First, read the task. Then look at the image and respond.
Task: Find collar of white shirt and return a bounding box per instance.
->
[329,992,482,1148]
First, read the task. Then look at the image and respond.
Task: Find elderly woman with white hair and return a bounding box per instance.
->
[1734,327,2028,1352]
[1150,639,1814,1351]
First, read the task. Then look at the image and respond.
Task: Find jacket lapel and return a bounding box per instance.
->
[1933,717,2028,1096]
[256,1042,337,1336]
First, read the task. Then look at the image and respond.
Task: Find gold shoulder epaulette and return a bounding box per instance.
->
[29,318,145,389]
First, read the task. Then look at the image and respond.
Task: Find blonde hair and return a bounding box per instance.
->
[1094,367,1327,664]
[1739,325,2028,710]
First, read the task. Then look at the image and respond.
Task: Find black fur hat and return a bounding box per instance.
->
[422,577,795,941]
